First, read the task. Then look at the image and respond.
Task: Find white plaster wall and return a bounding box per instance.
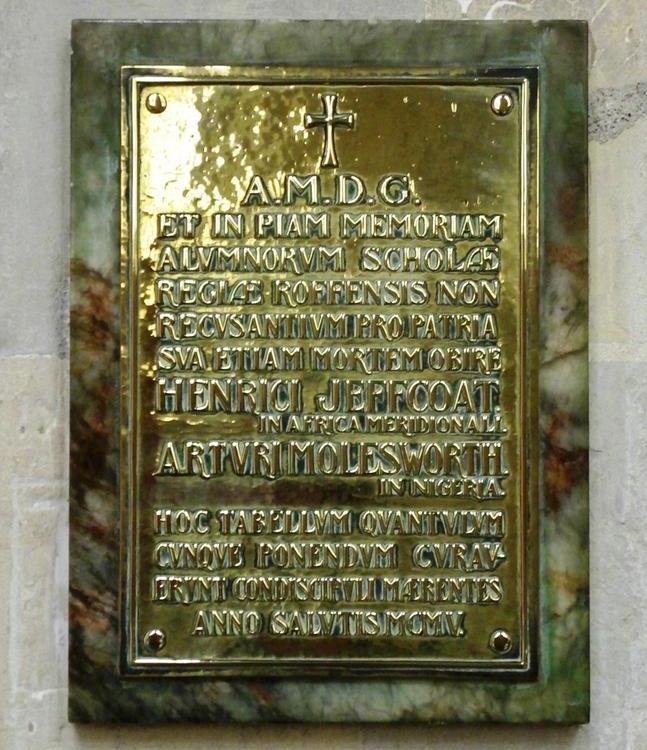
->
[0,0,645,747]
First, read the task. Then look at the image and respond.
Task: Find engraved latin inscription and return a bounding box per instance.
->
[126,76,533,670]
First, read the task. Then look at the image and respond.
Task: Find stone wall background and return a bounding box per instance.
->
[0,0,645,747]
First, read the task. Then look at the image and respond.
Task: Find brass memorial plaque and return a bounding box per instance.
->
[121,67,538,675]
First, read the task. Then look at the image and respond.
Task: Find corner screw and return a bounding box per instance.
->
[489,628,513,655]
[145,92,167,114]
[144,628,166,652]
[490,92,514,117]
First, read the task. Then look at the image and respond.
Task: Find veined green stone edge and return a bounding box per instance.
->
[69,19,589,724]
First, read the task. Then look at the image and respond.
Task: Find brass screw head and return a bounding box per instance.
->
[489,628,513,654]
[145,92,167,114]
[144,628,166,652]
[491,92,514,116]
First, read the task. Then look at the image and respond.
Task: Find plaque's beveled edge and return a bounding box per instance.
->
[70,19,589,724]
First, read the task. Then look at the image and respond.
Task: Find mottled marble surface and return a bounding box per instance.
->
[68,19,588,723]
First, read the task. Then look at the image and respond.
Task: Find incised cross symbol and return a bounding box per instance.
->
[304,93,355,168]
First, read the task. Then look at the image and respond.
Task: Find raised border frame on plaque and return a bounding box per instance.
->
[70,20,588,723]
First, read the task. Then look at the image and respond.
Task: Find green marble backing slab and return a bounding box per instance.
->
[70,20,588,723]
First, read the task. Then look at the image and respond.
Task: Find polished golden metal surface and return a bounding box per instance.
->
[121,67,538,675]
